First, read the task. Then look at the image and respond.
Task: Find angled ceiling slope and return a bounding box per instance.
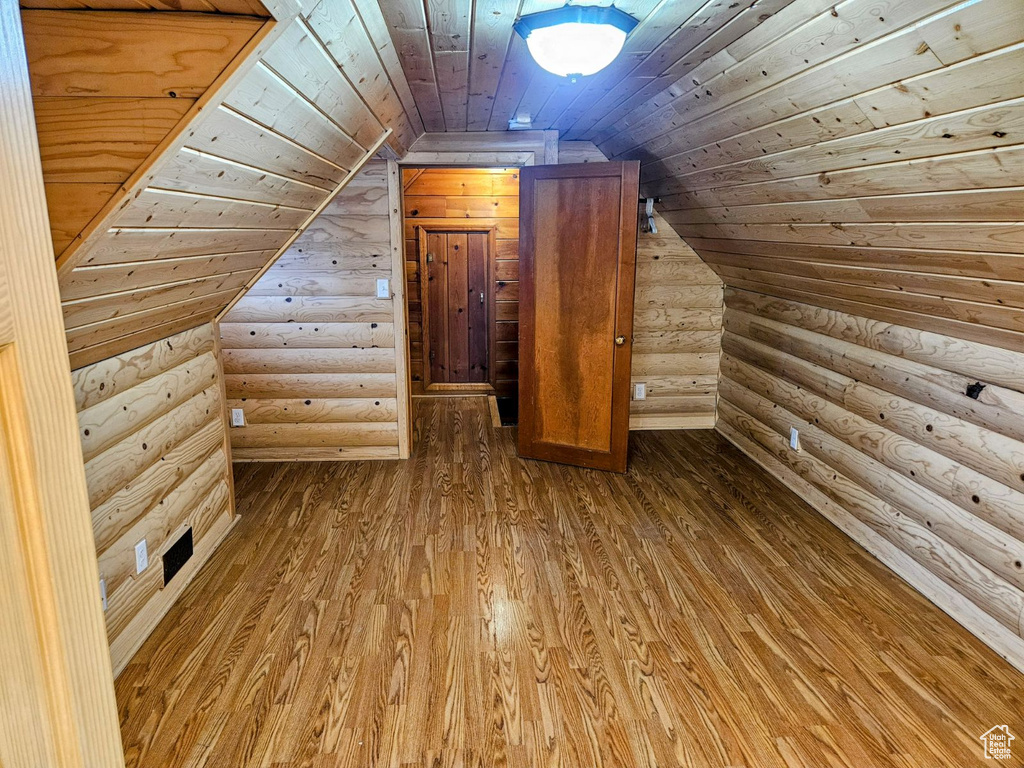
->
[596,0,1024,353]
[35,0,427,369]
[374,0,1024,353]
[23,7,268,256]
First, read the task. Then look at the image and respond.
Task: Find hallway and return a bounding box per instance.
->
[116,398,1023,767]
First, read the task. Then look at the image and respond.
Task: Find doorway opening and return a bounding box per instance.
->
[401,167,520,402]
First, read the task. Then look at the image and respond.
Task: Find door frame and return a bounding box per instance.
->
[395,132,558,401]
[0,2,125,763]
[416,222,498,393]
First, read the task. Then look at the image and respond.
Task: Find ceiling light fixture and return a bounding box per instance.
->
[513,4,639,81]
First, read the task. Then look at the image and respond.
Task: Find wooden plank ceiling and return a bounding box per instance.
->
[22,0,425,368]
[56,14,395,369]
[22,8,268,257]
[32,0,1024,368]
[374,0,1024,352]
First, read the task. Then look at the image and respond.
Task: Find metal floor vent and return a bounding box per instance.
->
[163,527,193,586]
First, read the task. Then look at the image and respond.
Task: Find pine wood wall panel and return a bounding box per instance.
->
[630,210,722,430]
[33,96,195,182]
[70,322,236,676]
[21,10,265,256]
[403,167,521,395]
[220,161,408,461]
[21,10,264,97]
[578,0,1024,352]
[717,288,1024,672]
[54,15,397,370]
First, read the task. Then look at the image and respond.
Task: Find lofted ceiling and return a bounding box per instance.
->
[23,8,267,256]
[22,0,1024,368]
[374,0,1024,352]
[371,0,807,134]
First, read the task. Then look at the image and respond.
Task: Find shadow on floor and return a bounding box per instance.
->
[495,395,518,426]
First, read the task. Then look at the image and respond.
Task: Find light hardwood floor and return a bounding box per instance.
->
[116,397,1024,767]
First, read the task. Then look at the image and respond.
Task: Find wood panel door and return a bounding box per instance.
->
[419,225,494,389]
[518,161,640,473]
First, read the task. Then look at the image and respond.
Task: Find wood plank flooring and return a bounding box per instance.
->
[116,397,1024,767]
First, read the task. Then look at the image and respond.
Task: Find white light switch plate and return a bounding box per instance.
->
[231,408,245,427]
[376,278,390,299]
[134,539,148,574]
[790,427,801,451]
[100,577,108,612]
[633,382,646,400]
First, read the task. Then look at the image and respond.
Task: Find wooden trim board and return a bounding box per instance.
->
[387,160,412,458]
[0,2,124,762]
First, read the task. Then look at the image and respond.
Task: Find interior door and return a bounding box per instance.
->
[421,228,491,386]
[517,161,640,473]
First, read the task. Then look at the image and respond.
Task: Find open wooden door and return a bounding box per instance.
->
[517,161,640,473]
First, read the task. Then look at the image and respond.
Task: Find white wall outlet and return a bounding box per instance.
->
[790,427,801,451]
[134,539,148,574]
[231,407,246,427]
[376,278,390,299]
[100,577,108,612]
[633,382,647,400]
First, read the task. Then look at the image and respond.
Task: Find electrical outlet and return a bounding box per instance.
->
[135,539,148,574]
[376,278,390,299]
[633,382,647,400]
[231,408,246,427]
[790,427,801,451]
[100,577,108,612]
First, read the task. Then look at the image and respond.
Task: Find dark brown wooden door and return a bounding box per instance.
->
[517,161,640,473]
[422,229,490,385]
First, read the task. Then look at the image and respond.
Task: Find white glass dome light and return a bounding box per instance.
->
[514,5,639,81]
[524,21,627,78]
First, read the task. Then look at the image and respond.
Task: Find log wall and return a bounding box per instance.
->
[219,160,410,461]
[71,322,235,674]
[631,211,722,430]
[717,287,1024,672]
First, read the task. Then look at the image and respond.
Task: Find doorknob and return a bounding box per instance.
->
[615,335,626,346]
